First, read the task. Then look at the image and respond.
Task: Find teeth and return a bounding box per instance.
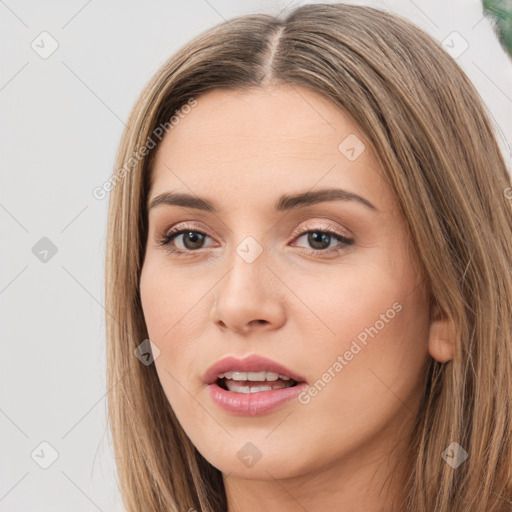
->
[224,380,294,393]
[218,371,291,381]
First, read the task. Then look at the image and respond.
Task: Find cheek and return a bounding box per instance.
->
[139,259,218,426]
[139,259,210,349]
[291,224,413,344]
[287,284,429,472]
[289,257,404,349]
[139,266,172,344]
[140,263,209,424]
[291,245,429,413]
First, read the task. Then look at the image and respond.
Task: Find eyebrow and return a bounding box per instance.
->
[147,188,379,213]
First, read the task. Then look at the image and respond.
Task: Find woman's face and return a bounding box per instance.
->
[140,85,432,485]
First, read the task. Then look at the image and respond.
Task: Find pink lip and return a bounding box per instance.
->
[204,354,308,416]
[208,381,309,416]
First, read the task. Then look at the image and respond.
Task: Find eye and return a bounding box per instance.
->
[157,226,215,256]
[291,228,354,256]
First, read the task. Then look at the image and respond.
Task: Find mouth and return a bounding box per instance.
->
[204,355,308,416]
[215,371,298,394]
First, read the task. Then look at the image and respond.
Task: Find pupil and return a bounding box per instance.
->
[309,231,330,249]
[184,231,204,249]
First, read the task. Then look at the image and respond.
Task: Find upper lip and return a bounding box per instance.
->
[203,354,307,385]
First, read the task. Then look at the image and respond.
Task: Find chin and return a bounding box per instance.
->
[196,439,311,480]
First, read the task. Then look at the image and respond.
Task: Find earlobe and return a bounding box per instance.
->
[427,301,455,363]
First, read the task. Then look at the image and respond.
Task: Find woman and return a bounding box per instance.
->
[104,3,512,511]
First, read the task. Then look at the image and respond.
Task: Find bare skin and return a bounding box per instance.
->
[139,85,454,512]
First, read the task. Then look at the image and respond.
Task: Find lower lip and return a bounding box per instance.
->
[207,381,308,416]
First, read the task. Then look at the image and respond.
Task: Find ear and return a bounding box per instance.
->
[427,299,455,363]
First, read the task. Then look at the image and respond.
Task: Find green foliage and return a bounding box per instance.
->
[483,0,512,57]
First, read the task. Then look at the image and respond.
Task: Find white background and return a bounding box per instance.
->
[1,0,511,510]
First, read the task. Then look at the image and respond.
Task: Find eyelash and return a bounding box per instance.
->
[156,224,354,258]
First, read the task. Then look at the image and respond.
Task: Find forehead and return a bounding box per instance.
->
[148,85,391,212]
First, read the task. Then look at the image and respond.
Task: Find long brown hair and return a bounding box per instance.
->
[104,3,512,511]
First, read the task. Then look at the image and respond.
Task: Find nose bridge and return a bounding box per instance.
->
[221,234,269,304]
[210,233,285,333]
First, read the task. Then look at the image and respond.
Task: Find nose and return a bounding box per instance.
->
[210,247,286,335]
